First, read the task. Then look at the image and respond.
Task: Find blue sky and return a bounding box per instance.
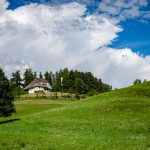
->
[7,0,150,56]
[111,20,150,56]
[1,0,150,87]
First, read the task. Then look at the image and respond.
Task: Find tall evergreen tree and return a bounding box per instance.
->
[33,71,37,78]
[75,78,84,94]
[0,68,15,117]
[11,70,22,87]
[44,71,53,86]
[11,70,23,98]
[23,68,34,87]
[133,79,141,85]
[39,72,43,79]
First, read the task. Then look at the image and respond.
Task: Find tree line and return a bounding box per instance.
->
[10,68,112,97]
[133,79,150,85]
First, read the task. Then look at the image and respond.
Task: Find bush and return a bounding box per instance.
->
[86,90,98,97]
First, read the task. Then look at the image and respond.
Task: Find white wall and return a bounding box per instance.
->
[28,87,48,94]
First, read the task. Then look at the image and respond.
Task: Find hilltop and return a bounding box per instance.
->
[0,83,150,149]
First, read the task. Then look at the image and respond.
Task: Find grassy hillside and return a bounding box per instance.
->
[0,83,150,150]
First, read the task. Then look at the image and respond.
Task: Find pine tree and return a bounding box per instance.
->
[75,78,84,94]
[133,79,141,85]
[0,68,15,117]
[23,68,34,87]
[44,71,53,86]
[33,72,37,78]
[39,72,43,79]
[11,70,23,98]
[11,70,22,87]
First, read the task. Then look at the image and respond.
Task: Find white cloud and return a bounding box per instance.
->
[13,0,150,22]
[0,0,9,9]
[0,1,150,87]
[0,0,9,15]
[143,11,150,18]
[0,2,121,70]
[98,0,149,21]
[76,47,150,88]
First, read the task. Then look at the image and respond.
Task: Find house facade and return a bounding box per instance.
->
[24,78,52,94]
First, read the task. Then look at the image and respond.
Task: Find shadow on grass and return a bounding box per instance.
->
[0,118,20,125]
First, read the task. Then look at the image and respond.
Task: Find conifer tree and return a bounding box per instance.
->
[23,68,34,87]
[39,72,43,79]
[0,68,15,117]
[11,70,23,98]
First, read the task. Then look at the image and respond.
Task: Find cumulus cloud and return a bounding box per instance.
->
[97,0,149,21]
[14,0,149,21]
[76,47,150,88]
[0,0,150,87]
[0,2,121,70]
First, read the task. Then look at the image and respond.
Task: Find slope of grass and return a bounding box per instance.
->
[0,83,150,149]
[0,98,74,123]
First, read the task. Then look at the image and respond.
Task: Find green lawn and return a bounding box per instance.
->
[0,98,74,122]
[0,83,150,150]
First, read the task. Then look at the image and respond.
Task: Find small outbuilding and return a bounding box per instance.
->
[24,78,52,94]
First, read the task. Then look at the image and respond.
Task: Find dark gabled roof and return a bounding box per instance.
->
[24,78,52,90]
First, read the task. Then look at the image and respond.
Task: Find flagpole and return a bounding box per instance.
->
[61,77,63,94]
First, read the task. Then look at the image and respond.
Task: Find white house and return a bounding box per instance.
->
[24,78,52,94]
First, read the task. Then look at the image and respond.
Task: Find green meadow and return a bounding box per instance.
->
[0,83,150,150]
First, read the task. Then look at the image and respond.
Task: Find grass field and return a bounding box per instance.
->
[0,83,150,150]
